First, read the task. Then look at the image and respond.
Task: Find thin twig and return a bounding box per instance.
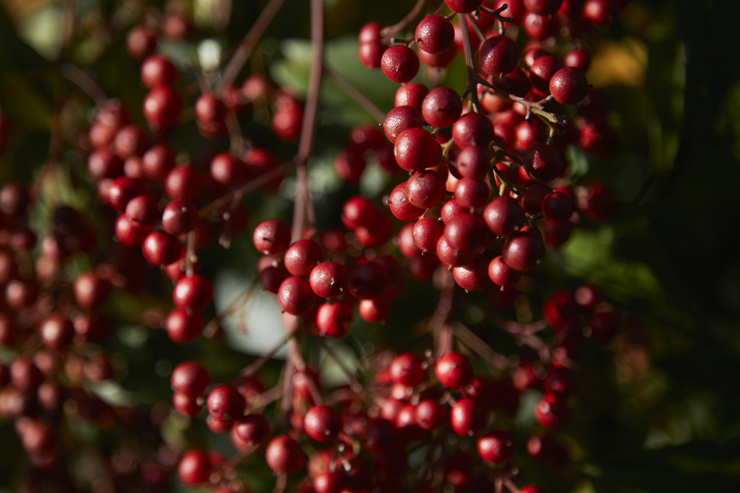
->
[232,331,292,386]
[60,65,107,104]
[431,270,456,356]
[461,15,481,112]
[451,322,509,371]
[324,66,386,123]
[217,0,287,95]
[318,339,376,406]
[381,0,426,39]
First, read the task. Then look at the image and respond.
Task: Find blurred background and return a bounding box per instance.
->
[1,0,740,491]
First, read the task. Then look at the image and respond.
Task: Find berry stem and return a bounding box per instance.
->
[461,14,481,113]
[451,322,509,371]
[59,64,107,105]
[318,339,376,406]
[185,230,196,276]
[217,0,287,95]
[324,65,386,123]
[431,269,456,356]
[490,161,525,194]
[289,335,324,405]
[477,77,565,126]
[380,0,427,40]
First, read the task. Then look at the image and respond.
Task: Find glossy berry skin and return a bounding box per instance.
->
[454,146,489,181]
[178,450,211,486]
[484,196,526,237]
[436,352,474,389]
[210,152,247,187]
[381,45,420,83]
[108,177,147,212]
[502,227,546,271]
[542,191,574,223]
[421,87,463,128]
[74,271,111,309]
[383,106,424,143]
[277,276,315,315]
[549,67,589,105]
[454,178,489,209]
[233,414,270,446]
[444,213,487,254]
[390,353,425,387]
[524,0,564,14]
[534,393,571,428]
[415,399,447,430]
[173,275,213,312]
[394,83,430,110]
[265,435,306,474]
[452,113,494,148]
[582,0,613,26]
[445,0,482,13]
[309,262,349,298]
[142,231,183,266]
[394,128,441,172]
[161,199,198,235]
[407,170,446,209]
[165,308,202,343]
[253,219,292,255]
[413,218,445,253]
[489,256,522,286]
[349,261,389,300]
[478,36,519,76]
[415,16,455,54]
[171,361,210,396]
[565,48,591,71]
[142,85,183,130]
[304,405,342,443]
[315,301,352,338]
[450,398,487,436]
[389,182,425,221]
[207,385,246,422]
[141,55,177,88]
[477,430,514,463]
[523,143,565,182]
[453,255,492,291]
[124,195,159,225]
[39,315,74,350]
[284,239,323,277]
[530,55,564,93]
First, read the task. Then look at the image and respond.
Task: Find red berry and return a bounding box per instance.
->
[502,227,545,271]
[253,219,292,255]
[162,199,198,235]
[407,170,446,209]
[524,0,564,15]
[478,36,519,76]
[542,191,574,223]
[435,352,473,389]
[165,308,202,343]
[484,196,526,236]
[309,262,349,298]
[265,435,306,474]
[445,0,482,13]
[421,87,463,128]
[390,353,425,387]
[277,276,315,315]
[233,413,270,446]
[142,231,183,266]
[171,361,210,396]
[450,398,487,436]
[549,67,589,105]
[173,275,213,312]
[477,430,514,463]
[178,449,211,486]
[141,54,177,88]
[349,261,389,300]
[304,405,342,443]
[415,15,455,55]
[381,45,420,83]
[143,85,183,130]
[389,182,425,221]
[452,113,494,148]
[488,256,522,286]
[383,106,424,143]
[207,385,246,422]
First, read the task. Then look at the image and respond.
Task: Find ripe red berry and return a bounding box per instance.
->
[454,178,490,209]
[421,87,463,128]
[389,182,425,221]
[488,256,522,286]
[381,45,420,83]
[210,152,248,188]
[173,275,213,312]
[445,0,482,13]
[383,106,424,143]
[162,199,198,235]
[435,352,473,389]
[277,276,315,315]
[304,405,342,443]
[143,85,183,130]
[87,148,124,180]
[502,227,546,271]
[452,113,495,148]
[309,262,349,298]
[207,385,246,422]
[477,430,514,463]
[171,361,210,396]
[524,0,564,15]
[126,26,157,61]
[415,15,455,55]
[108,177,147,212]
[349,261,389,300]
[39,314,74,350]
[265,435,306,474]
[534,393,571,428]
[142,231,182,266]
[141,144,175,182]
[521,182,552,215]
[165,308,203,343]
[115,214,152,247]
[523,143,565,182]
[284,239,323,277]
[390,353,425,387]
[407,170,446,209]
[141,54,177,88]
[178,449,211,486]
[413,218,444,253]
[530,55,564,93]
[253,219,292,255]
[444,213,487,254]
[564,48,591,71]
[124,195,159,225]
[582,0,614,26]
[549,67,589,105]
[450,398,487,436]
[484,196,526,236]
[542,191,574,223]
[478,36,519,76]
[314,301,353,338]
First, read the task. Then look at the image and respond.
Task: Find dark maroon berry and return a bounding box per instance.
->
[10,357,42,392]
[477,430,514,463]
[390,353,425,387]
[523,143,565,182]
[113,124,149,160]
[578,182,617,221]
[415,15,455,54]
[143,85,183,130]
[421,87,463,128]
[502,227,545,271]
[549,67,589,105]
[445,0,482,13]
[253,219,292,255]
[284,239,323,277]
[334,147,366,183]
[488,256,521,286]
[524,0,564,14]
[349,261,389,300]
[207,385,246,422]
[266,435,306,474]
[564,48,591,71]
[277,276,315,315]
[210,152,248,188]
[453,255,492,291]
[454,178,490,209]
[383,106,424,143]
[87,148,124,180]
[479,36,519,76]
[407,170,446,209]
[542,191,574,223]
[260,263,289,294]
[444,213,487,254]
[452,113,494,148]
[413,218,445,253]
[530,55,564,93]
[589,310,620,343]
[521,182,552,215]
[162,199,198,235]
[454,146,490,181]
[418,42,457,67]
[74,271,111,309]
[304,405,342,443]
[381,46,420,83]
[142,144,175,182]
[389,182,425,221]
[484,196,525,236]
[394,128,441,173]
[394,83,430,110]
[124,195,159,225]
[233,413,270,446]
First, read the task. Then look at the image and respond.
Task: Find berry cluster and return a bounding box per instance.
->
[0,0,636,491]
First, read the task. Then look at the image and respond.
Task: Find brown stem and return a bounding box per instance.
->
[232,331,292,386]
[60,65,107,104]
[61,0,77,54]
[478,77,565,126]
[198,159,297,218]
[502,478,521,493]
[431,269,456,356]
[451,322,509,371]
[185,230,196,277]
[461,15,481,112]
[324,65,386,123]
[381,0,427,39]
[489,313,550,362]
[217,0,287,95]
[319,339,376,406]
